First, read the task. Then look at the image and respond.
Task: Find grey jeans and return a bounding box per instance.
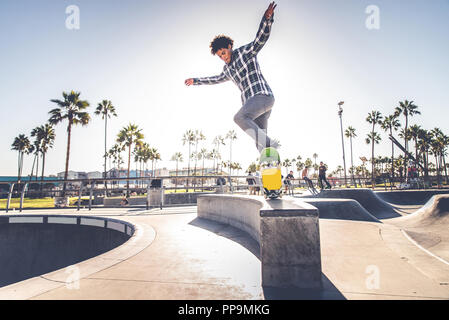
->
[233,94,275,152]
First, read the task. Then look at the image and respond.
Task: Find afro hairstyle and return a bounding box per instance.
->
[209,35,234,55]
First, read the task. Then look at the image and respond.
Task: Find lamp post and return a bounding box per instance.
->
[338,101,348,187]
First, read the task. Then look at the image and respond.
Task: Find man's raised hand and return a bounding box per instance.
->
[264,2,277,20]
[185,78,194,86]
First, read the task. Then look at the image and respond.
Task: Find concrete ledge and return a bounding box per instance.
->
[197,194,322,289]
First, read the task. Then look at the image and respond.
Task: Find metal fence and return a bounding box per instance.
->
[1,173,448,212]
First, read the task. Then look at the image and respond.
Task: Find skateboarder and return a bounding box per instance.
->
[284,170,294,195]
[185,2,278,153]
[318,161,332,190]
[302,166,316,193]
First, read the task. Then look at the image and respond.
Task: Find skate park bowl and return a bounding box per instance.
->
[0,215,134,288]
[197,194,322,289]
[299,198,380,222]
[297,188,449,222]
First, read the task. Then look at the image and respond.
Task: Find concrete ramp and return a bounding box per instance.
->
[390,195,449,227]
[376,190,449,206]
[197,194,322,289]
[306,189,400,219]
[301,198,380,223]
[388,195,449,265]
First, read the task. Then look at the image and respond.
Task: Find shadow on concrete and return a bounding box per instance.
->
[189,217,346,300]
[376,190,449,206]
[189,217,260,258]
[0,222,130,288]
[263,274,346,300]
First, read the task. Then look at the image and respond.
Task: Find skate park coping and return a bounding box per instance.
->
[197,194,322,289]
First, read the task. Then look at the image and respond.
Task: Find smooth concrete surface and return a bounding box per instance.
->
[377,189,449,205]
[387,195,449,264]
[0,215,133,288]
[0,207,265,300]
[300,198,380,223]
[1,190,449,299]
[302,188,400,219]
[197,195,322,289]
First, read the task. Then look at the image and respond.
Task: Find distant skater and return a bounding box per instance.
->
[318,161,332,191]
[185,2,278,152]
[302,166,318,194]
[284,170,294,195]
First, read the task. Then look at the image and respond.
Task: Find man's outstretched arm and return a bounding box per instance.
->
[246,2,277,56]
[185,72,229,86]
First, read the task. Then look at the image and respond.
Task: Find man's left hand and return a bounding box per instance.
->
[265,1,277,20]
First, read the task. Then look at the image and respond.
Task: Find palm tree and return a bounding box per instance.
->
[345,126,357,184]
[213,135,226,173]
[108,143,124,186]
[312,153,318,174]
[182,130,196,188]
[95,100,117,185]
[430,128,449,186]
[193,130,206,177]
[282,158,292,176]
[209,149,221,175]
[49,90,90,195]
[381,115,401,182]
[117,123,144,196]
[151,148,161,177]
[247,162,258,173]
[141,143,152,179]
[417,129,432,179]
[170,152,183,191]
[226,130,237,176]
[11,134,32,183]
[366,110,383,188]
[31,124,56,184]
[395,100,421,178]
[409,125,422,168]
[29,128,41,180]
[133,143,145,187]
[232,162,242,176]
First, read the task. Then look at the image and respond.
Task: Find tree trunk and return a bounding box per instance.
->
[104,114,108,196]
[40,152,46,196]
[404,116,408,182]
[443,154,448,185]
[30,154,37,180]
[350,136,355,186]
[175,160,178,192]
[18,152,23,183]
[35,153,39,181]
[127,144,131,197]
[63,122,72,196]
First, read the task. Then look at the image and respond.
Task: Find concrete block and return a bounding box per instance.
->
[197,195,322,289]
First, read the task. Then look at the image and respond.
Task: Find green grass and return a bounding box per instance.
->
[0,197,55,209]
[0,197,92,209]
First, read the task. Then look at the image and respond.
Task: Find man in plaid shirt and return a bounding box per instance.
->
[185,2,278,152]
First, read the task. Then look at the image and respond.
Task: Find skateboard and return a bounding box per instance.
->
[259,147,282,199]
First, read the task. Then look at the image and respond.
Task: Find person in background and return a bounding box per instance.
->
[247,171,256,195]
[318,161,332,190]
[284,170,294,195]
[302,166,314,190]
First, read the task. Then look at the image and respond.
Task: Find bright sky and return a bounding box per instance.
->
[1,0,449,176]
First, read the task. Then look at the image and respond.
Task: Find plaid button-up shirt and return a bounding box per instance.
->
[193,15,275,105]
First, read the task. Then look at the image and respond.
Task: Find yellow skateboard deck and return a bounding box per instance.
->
[262,167,283,190]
